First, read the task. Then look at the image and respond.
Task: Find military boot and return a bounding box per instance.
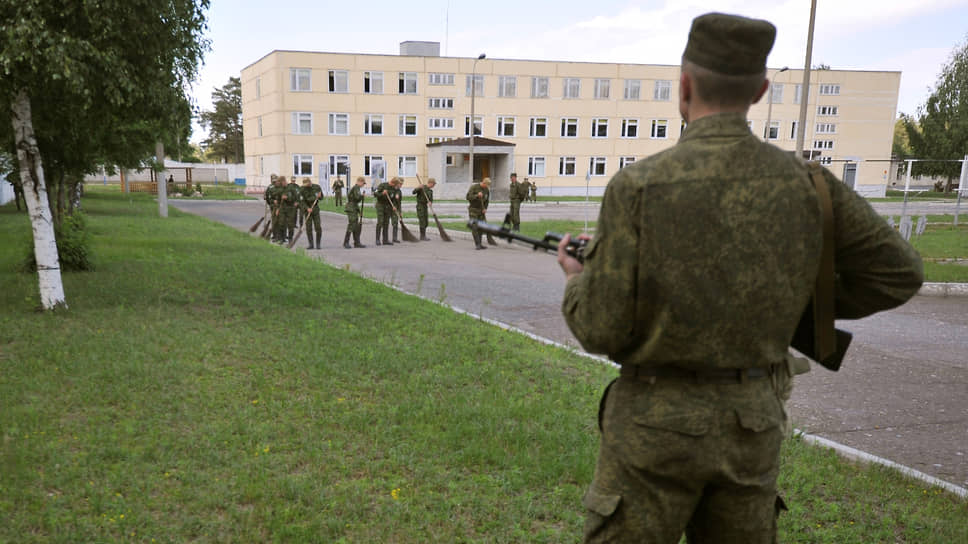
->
[392,225,400,243]
[473,230,487,250]
[306,232,314,250]
[354,226,366,248]
[420,227,429,241]
[343,231,352,249]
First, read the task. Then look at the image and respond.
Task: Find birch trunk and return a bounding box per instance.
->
[11,88,67,310]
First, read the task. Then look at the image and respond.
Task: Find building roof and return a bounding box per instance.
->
[426,136,515,148]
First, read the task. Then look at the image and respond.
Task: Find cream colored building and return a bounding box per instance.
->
[240,42,899,199]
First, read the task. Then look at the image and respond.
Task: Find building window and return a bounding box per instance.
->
[589,157,607,176]
[257,116,263,137]
[328,113,349,135]
[328,70,348,93]
[813,140,835,150]
[398,72,418,94]
[364,114,383,135]
[464,116,482,136]
[769,83,783,103]
[290,68,311,91]
[528,156,546,177]
[428,136,454,144]
[428,117,454,130]
[815,123,836,134]
[428,97,454,109]
[293,154,313,176]
[259,156,264,175]
[790,121,799,140]
[819,156,833,165]
[591,118,608,138]
[497,116,515,137]
[398,155,417,176]
[650,119,668,139]
[329,155,350,176]
[764,120,780,140]
[398,115,417,136]
[680,119,688,135]
[291,112,313,135]
[819,84,840,95]
[364,155,383,176]
[619,156,636,169]
[747,120,754,133]
[560,117,578,138]
[498,76,516,98]
[654,80,671,101]
[445,154,455,166]
[817,105,839,116]
[563,78,581,99]
[429,72,454,85]
[621,118,638,138]
[623,79,641,100]
[364,71,383,94]
[531,76,549,98]
[794,84,802,104]
[255,77,261,99]
[594,79,610,99]
[559,156,576,176]
[466,74,484,96]
[529,117,548,137]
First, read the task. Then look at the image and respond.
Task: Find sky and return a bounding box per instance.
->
[189,0,968,142]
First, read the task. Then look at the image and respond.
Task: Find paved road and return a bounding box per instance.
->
[171,198,968,490]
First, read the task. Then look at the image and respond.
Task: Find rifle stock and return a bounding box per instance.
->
[467,214,587,261]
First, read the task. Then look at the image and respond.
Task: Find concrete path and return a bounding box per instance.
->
[170,198,968,491]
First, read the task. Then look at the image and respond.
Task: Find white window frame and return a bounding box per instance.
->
[496,116,515,137]
[398,115,418,136]
[398,155,417,176]
[364,114,383,136]
[813,140,835,150]
[329,155,350,176]
[794,84,803,104]
[531,76,549,98]
[559,156,576,176]
[255,77,261,99]
[817,105,839,116]
[428,97,454,109]
[364,71,383,94]
[290,68,311,92]
[623,79,641,100]
[528,156,546,177]
[498,76,517,98]
[589,156,607,176]
[328,112,349,135]
[619,156,636,169]
[257,116,263,137]
[464,115,482,137]
[653,80,671,101]
[591,118,608,138]
[398,72,418,94]
[291,112,313,135]
[594,78,610,99]
[819,84,840,95]
[428,72,454,86]
[560,117,578,138]
[650,119,668,139]
[364,155,383,176]
[293,154,313,176]
[529,117,548,138]
[328,70,349,93]
[765,120,780,140]
[465,74,484,97]
[819,156,833,165]
[621,118,638,138]
[428,117,454,130]
[563,78,581,99]
[769,83,783,104]
[790,121,799,140]
[815,123,837,134]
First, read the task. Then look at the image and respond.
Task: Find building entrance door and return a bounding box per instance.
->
[842,162,857,189]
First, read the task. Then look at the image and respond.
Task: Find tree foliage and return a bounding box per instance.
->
[199,77,243,163]
[904,35,968,191]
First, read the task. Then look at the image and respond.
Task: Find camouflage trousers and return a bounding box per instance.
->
[582,370,788,544]
[416,204,429,229]
[509,199,522,229]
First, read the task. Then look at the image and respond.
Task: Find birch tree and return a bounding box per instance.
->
[0,1,210,310]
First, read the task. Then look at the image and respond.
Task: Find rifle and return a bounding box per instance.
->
[288,196,320,249]
[468,214,587,261]
[415,173,451,242]
[387,196,419,243]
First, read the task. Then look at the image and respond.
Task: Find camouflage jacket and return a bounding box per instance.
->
[509,181,524,201]
[466,183,490,210]
[345,184,365,214]
[299,184,323,212]
[375,182,394,209]
[412,186,433,206]
[562,112,923,370]
[285,183,300,209]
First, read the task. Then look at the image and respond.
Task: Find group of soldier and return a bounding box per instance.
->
[263,174,324,248]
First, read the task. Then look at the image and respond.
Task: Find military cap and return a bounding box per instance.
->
[270,173,278,181]
[682,12,776,75]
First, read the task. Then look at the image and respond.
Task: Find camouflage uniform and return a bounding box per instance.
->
[529,182,537,203]
[332,178,344,207]
[299,181,323,249]
[343,179,366,248]
[412,182,434,240]
[389,182,403,243]
[562,13,924,544]
[508,174,523,231]
[466,180,490,249]
[267,179,288,243]
[285,179,300,239]
[375,181,394,245]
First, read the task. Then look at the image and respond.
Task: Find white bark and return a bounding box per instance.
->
[11,88,67,310]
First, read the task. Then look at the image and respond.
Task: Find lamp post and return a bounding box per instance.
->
[469,53,485,184]
[765,66,788,142]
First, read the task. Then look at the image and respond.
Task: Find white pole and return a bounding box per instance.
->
[157,141,167,218]
[584,169,590,233]
[954,154,967,226]
[795,0,817,157]
[901,159,913,218]
[469,54,485,184]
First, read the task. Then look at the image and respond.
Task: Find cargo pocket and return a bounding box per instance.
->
[582,486,621,542]
[632,410,711,437]
[734,408,782,433]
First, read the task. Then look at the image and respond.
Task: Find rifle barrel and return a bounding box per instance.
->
[467,219,587,262]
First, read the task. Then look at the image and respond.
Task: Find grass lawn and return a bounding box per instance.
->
[1,193,965,543]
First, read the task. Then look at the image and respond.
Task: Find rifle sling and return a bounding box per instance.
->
[807,163,837,362]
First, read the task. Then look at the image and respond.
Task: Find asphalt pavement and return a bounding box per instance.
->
[170,197,968,492]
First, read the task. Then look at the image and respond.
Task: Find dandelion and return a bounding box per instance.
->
[252,400,259,405]
[391,488,401,500]
[263,446,270,454]
[337,397,345,403]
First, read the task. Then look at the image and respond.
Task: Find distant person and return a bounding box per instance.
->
[466,177,491,250]
[556,12,923,543]
[299,177,323,249]
[343,176,367,249]
[529,181,537,203]
[412,177,436,241]
[508,172,524,231]
[332,177,344,207]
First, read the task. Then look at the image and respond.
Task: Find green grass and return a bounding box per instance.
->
[1,194,965,543]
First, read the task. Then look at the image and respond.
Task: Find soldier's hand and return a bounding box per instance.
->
[557,233,589,281]
[477,192,483,198]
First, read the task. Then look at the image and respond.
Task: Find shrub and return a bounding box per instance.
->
[20,212,94,272]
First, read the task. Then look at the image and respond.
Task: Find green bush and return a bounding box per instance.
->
[20,212,93,272]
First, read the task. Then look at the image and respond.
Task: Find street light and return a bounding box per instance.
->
[765,66,788,143]
[469,53,485,184]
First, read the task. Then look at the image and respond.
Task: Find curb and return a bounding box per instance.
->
[919,282,968,297]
